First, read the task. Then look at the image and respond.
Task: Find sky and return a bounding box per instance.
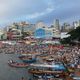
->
[0,0,80,27]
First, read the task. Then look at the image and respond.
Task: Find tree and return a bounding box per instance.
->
[60,26,80,44]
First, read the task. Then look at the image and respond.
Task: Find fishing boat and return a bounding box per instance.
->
[8,60,29,68]
[5,52,14,54]
[33,74,54,80]
[19,53,34,58]
[29,69,64,74]
[28,68,70,79]
[19,54,37,63]
[22,57,36,63]
[28,62,70,79]
[18,54,27,59]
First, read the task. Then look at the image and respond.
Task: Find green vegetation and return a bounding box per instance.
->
[60,26,80,44]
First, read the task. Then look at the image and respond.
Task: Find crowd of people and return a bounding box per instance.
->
[0,40,80,80]
[42,45,80,68]
[0,41,80,69]
[0,41,49,54]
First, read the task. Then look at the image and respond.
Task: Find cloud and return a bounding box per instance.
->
[0,0,55,26]
[0,0,55,27]
[25,7,54,19]
[0,0,80,27]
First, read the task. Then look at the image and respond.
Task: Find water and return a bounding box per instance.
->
[0,53,29,80]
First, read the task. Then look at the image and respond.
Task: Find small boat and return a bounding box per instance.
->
[19,54,37,63]
[5,52,14,54]
[29,69,63,74]
[18,55,26,59]
[8,60,29,68]
[22,58,36,63]
[19,54,35,59]
[28,68,71,79]
[30,62,66,71]
[18,53,29,57]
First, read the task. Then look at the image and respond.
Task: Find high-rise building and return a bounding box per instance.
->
[62,23,71,32]
[53,19,61,38]
[54,19,60,30]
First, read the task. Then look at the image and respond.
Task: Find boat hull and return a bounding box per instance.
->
[8,62,29,68]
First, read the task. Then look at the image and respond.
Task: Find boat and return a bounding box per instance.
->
[8,60,29,68]
[31,70,73,80]
[29,69,63,74]
[28,68,70,79]
[5,52,14,54]
[33,74,54,79]
[28,63,70,79]
[19,54,33,59]
[18,54,26,59]
[30,62,67,71]
[19,54,37,63]
[28,62,73,80]
[22,58,36,63]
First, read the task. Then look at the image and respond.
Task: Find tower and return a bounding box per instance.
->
[53,19,61,38]
[54,19,60,30]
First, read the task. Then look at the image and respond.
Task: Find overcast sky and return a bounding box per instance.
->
[0,0,80,27]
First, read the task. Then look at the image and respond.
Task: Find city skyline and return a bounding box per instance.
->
[0,0,80,27]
